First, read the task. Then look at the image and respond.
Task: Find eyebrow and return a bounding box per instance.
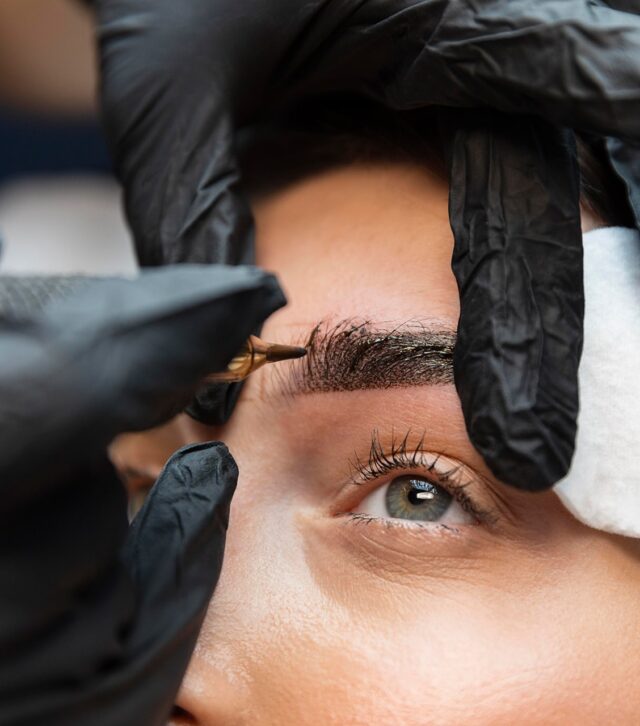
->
[282,319,456,395]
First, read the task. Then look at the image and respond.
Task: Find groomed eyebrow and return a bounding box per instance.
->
[282,319,456,395]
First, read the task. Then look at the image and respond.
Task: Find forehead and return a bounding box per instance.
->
[252,161,459,330]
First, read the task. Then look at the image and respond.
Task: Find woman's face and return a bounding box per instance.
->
[165,163,640,725]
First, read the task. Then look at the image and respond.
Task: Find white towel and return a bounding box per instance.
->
[554,226,640,537]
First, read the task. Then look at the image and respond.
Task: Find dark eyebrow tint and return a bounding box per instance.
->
[285,319,455,395]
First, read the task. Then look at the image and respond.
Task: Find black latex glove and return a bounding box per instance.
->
[0,266,285,726]
[297,0,640,488]
[94,0,640,489]
[94,0,350,425]
[440,111,584,489]
[303,1,640,139]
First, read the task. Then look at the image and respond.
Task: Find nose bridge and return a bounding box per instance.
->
[170,516,269,725]
[169,457,314,725]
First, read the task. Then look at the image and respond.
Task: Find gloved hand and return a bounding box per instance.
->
[284,0,640,490]
[93,0,364,425]
[0,266,284,726]
[93,0,640,489]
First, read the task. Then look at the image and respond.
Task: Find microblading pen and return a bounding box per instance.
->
[204,335,307,383]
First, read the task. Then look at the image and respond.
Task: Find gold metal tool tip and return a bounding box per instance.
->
[204,335,307,383]
[264,342,308,362]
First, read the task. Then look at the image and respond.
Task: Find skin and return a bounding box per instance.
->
[114,162,640,725]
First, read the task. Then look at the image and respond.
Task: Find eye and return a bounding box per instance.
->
[352,474,475,525]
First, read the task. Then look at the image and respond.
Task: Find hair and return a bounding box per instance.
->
[239,95,634,228]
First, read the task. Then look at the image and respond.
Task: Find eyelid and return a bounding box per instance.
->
[340,429,500,527]
[353,452,496,526]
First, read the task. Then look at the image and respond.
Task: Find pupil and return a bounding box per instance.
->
[407,487,433,506]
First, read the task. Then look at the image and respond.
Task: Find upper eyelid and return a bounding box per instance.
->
[348,428,426,482]
[347,427,435,484]
[347,433,499,526]
[348,444,438,485]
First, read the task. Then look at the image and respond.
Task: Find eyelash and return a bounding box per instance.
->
[347,429,494,525]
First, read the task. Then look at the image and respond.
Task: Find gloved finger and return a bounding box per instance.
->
[109,100,254,268]
[600,0,640,14]
[97,1,265,267]
[300,0,640,141]
[124,442,235,651]
[42,443,238,726]
[0,272,267,427]
[95,0,379,269]
[0,443,237,726]
[104,442,237,726]
[95,0,299,425]
[606,137,640,228]
[0,455,131,726]
[185,379,245,426]
[0,265,284,507]
[441,110,584,490]
[0,275,93,321]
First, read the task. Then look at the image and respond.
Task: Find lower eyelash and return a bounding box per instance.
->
[341,511,463,534]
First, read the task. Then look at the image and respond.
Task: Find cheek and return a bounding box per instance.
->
[193,538,633,726]
[189,430,640,725]
[196,560,639,725]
